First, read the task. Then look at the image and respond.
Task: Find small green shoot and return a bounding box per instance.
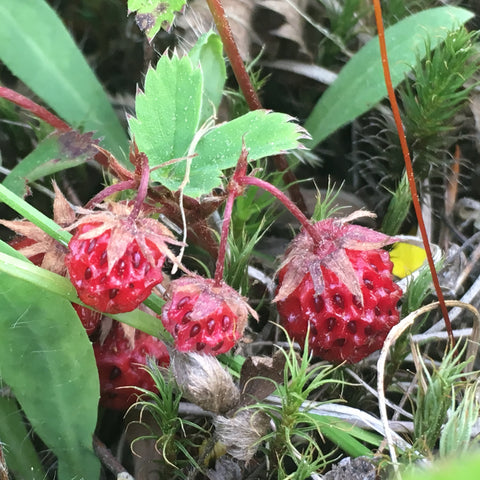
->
[257,330,344,478]
[413,343,475,455]
[131,358,205,475]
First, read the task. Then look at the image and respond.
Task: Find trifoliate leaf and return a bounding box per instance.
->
[130,52,307,197]
[128,0,187,40]
[152,110,308,197]
[129,53,203,173]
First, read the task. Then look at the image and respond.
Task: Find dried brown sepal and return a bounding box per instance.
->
[67,201,184,275]
[274,213,397,304]
[0,182,74,275]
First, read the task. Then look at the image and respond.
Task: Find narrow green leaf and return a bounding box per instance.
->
[304,6,474,147]
[189,32,227,124]
[128,0,187,41]
[129,54,203,179]
[176,110,308,197]
[3,131,99,197]
[0,396,45,479]
[0,275,101,480]
[309,414,382,456]
[0,251,169,341]
[0,0,128,159]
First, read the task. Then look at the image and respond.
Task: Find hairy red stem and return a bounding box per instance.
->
[85,180,136,209]
[204,0,308,215]
[214,146,249,286]
[205,0,262,111]
[239,175,321,243]
[128,154,150,221]
[0,86,70,131]
[372,0,453,344]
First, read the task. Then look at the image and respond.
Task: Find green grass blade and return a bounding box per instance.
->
[0,0,128,160]
[304,6,474,147]
[2,131,99,198]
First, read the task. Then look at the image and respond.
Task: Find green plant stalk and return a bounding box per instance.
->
[0,184,71,246]
[0,85,70,131]
[372,0,453,344]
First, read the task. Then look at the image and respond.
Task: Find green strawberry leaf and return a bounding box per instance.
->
[129,53,203,177]
[0,274,101,480]
[128,0,187,41]
[2,131,99,198]
[157,110,308,197]
[130,49,307,197]
[304,6,474,148]
[189,32,227,124]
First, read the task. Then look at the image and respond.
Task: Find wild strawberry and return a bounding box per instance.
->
[65,202,179,314]
[93,321,170,410]
[161,276,257,355]
[275,215,402,363]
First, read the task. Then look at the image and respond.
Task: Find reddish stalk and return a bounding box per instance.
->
[372,0,453,344]
[85,180,136,209]
[213,146,318,286]
[204,0,308,215]
[204,0,262,111]
[85,153,150,222]
[0,86,70,131]
[214,146,249,286]
[239,175,320,242]
[128,154,150,221]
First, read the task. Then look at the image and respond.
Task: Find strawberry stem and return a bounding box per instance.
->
[0,86,70,131]
[204,0,261,111]
[372,0,454,345]
[214,146,249,286]
[85,180,136,209]
[204,0,308,215]
[84,152,150,221]
[238,175,320,243]
[128,153,150,221]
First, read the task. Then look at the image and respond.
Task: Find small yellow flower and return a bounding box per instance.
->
[390,242,427,278]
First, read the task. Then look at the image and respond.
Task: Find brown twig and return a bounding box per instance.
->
[372,0,454,345]
[93,435,134,479]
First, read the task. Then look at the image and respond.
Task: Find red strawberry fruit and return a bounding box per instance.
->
[66,202,179,314]
[161,276,257,355]
[275,216,402,363]
[94,322,170,410]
